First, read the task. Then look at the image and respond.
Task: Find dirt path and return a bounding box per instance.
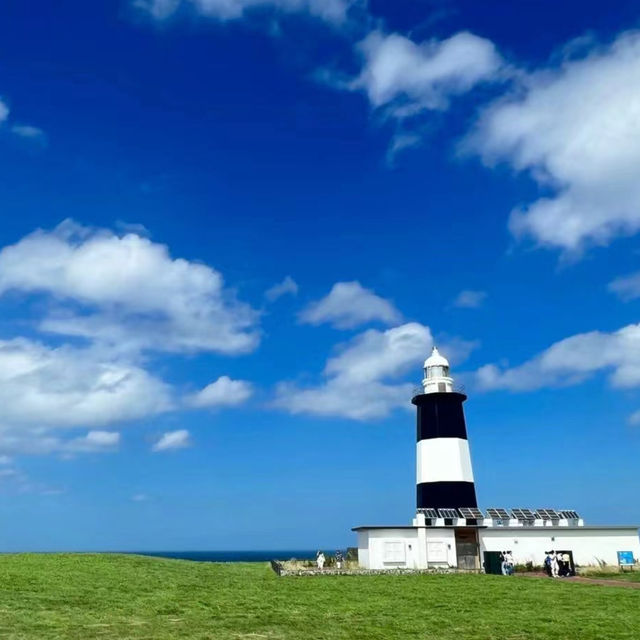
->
[517,572,640,589]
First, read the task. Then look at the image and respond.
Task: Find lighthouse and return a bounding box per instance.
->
[352,346,640,571]
[412,347,477,510]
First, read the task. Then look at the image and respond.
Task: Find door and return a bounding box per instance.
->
[455,529,479,570]
[483,551,503,575]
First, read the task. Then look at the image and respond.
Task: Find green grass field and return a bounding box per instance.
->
[0,554,638,640]
[580,569,640,583]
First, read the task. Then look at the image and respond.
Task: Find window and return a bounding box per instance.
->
[383,541,406,563]
[427,541,447,562]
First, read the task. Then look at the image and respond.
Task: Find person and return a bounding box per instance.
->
[501,551,508,575]
[505,551,515,575]
[550,551,559,578]
[543,552,552,577]
[557,552,566,577]
[335,550,343,570]
[562,552,571,577]
[316,551,325,570]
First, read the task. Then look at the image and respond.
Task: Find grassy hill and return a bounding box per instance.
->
[0,554,637,639]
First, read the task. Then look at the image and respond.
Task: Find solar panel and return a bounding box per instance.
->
[511,508,536,521]
[438,508,460,519]
[559,510,580,520]
[419,508,439,519]
[459,507,484,519]
[536,508,560,521]
[486,508,510,519]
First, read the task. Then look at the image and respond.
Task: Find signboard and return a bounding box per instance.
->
[617,551,635,566]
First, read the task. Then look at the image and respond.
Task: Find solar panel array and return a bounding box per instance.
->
[438,508,460,519]
[511,508,539,521]
[459,507,484,519]
[418,507,579,523]
[536,508,560,521]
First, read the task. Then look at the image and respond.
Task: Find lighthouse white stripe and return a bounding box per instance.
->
[416,438,474,484]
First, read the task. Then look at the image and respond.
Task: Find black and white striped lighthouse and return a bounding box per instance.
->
[411,347,478,510]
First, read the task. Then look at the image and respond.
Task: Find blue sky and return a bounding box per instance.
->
[0,0,639,551]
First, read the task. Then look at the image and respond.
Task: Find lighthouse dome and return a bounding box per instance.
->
[424,346,449,369]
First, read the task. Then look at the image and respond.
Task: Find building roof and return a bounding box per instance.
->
[352,524,640,531]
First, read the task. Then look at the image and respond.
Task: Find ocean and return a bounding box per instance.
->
[130,550,329,562]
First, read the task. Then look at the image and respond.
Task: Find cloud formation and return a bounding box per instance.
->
[475,323,640,391]
[452,289,487,309]
[265,275,298,302]
[186,376,253,408]
[608,271,640,301]
[0,338,170,455]
[65,431,121,453]
[352,30,504,118]
[0,339,172,429]
[274,322,433,419]
[152,429,191,451]
[0,220,259,355]
[299,281,402,329]
[135,0,353,24]
[466,31,640,253]
[0,221,257,456]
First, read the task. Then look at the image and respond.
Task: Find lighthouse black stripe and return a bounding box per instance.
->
[412,392,469,441]
[417,482,478,510]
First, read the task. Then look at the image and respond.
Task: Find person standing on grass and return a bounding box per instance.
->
[544,552,552,577]
[562,552,571,576]
[335,550,343,570]
[505,551,515,575]
[550,551,559,578]
[501,551,508,575]
[316,551,325,571]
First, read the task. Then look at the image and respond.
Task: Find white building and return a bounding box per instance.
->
[353,348,640,571]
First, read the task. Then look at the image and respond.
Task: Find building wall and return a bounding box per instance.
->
[356,528,457,569]
[479,528,640,566]
[356,526,640,569]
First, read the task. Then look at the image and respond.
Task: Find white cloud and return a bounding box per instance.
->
[352,30,504,118]
[0,338,171,429]
[186,375,253,408]
[10,125,46,144]
[608,271,640,301]
[628,410,640,426]
[475,323,640,391]
[265,275,298,301]
[0,99,9,123]
[299,281,402,329]
[465,31,640,253]
[274,322,433,419]
[452,289,487,309]
[0,338,170,456]
[135,0,352,23]
[152,429,191,451]
[0,220,259,355]
[65,431,121,453]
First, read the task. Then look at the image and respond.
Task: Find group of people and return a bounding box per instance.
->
[315,550,344,570]
[544,550,573,578]
[500,551,515,575]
